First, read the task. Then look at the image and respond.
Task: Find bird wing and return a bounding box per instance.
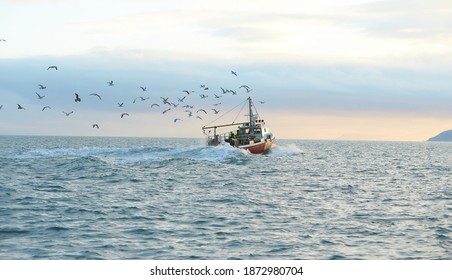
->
[90,93,102,100]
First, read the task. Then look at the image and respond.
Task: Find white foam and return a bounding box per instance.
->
[195,144,243,162]
[268,143,304,157]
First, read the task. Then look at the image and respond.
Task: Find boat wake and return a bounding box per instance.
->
[8,144,246,164]
[5,141,301,166]
[268,143,303,157]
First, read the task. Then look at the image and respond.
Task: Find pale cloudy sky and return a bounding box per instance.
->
[1,0,452,140]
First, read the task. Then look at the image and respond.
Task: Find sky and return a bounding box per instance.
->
[1,0,452,141]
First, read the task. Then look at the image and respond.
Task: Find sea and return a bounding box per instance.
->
[0,135,450,260]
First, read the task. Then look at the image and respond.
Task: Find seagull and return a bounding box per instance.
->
[182,90,193,95]
[140,86,147,92]
[214,94,222,99]
[62,111,74,116]
[92,124,99,129]
[221,87,227,94]
[150,103,160,108]
[162,108,171,114]
[35,92,45,99]
[259,101,266,104]
[107,80,114,86]
[0,105,3,110]
[211,109,220,114]
[196,116,203,120]
[178,96,186,102]
[231,70,237,76]
[239,85,252,93]
[0,39,6,42]
[199,94,208,99]
[160,97,170,105]
[174,118,182,123]
[42,106,51,111]
[118,102,124,107]
[133,96,149,103]
[197,109,207,114]
[74,93,81,102]
[121,113,129,118]
[17,104,25,110]
[47,66,58,70]
[213,102,221,106]
[38,84,46,89]
[90,93,102,100]
[200,85,206,88]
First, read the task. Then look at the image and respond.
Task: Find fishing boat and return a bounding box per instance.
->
[202,97,275,154]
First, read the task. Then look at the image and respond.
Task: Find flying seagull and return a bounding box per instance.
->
[174,118,182,123]
[118,102,124,107]
[74,93,81,102]
[0,39,6,42]
[151,103,160,108]
[47,66,58,70]
[42,106,51,111]
[133,96,149,103]
[38,84,46,89]
[0,105,3,110]
[211,109,220,114]
[197,109,207,114]
[160,97,170,105]
[162,108,171,114]
[182,90,193,95]
[90,93,102,100]
[17,104,25,110]
[62,111,74,116]
[92,124,99,129]
[231,70,237,76]
[35,92,45,99]
[121,113,129,118]
[140,86,147,92]
[239,85,252,93]
[107,80,114,86]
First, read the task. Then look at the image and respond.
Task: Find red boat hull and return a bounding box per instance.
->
[239,138,274,154]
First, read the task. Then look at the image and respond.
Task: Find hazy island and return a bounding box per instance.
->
[428,130,452,142]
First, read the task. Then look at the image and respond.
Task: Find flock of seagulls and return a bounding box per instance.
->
[0,57,263,132]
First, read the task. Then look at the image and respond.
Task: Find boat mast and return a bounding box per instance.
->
[248,97,253,130]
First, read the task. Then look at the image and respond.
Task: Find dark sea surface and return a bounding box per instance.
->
[0,135,450,259]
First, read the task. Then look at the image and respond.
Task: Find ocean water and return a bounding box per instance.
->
[0,135,450,260]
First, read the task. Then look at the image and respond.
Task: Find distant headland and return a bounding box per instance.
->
[428,130,452,141]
